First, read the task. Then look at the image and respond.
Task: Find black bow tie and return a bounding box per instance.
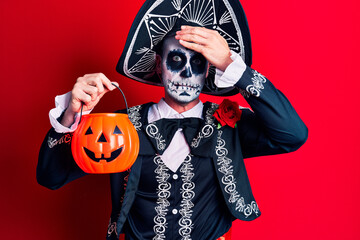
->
[149,118,202,153]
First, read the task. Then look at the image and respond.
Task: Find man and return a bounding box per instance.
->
[37,0,307,239]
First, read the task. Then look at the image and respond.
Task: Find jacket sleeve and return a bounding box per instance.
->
[235,67,308,158]
[37,128,87,190]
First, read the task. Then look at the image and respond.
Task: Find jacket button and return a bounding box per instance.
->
[173,174,179,180]
[172,209,178,214]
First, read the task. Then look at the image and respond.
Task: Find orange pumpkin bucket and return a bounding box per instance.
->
[71,84,139,174]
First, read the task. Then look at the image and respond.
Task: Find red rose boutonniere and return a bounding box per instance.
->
[213,99,242,128]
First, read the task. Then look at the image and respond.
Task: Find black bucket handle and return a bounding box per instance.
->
[79,83,128,123]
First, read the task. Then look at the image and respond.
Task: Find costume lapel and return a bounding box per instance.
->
[128,102,157,156]
[190,102,219,158]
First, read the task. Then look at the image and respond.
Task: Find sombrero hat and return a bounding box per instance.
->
[116,0,252,96]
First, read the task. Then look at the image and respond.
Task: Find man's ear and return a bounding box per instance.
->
[205,62,210,78]
[155,54,162,75]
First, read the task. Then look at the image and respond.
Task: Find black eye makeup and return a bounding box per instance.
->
[166,50,186,72]
[190,54,207,75]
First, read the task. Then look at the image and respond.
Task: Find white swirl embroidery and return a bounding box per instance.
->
[205,103,218,126]
[245,70,267,97]
[47,134,71,148]
[153,155,171,239]
[190,103,217,148]
[146,124,166,151]
[128,105,142,131]
[107,219,117,237]
[216,130,259,218]
[178,155,195,239]
[191,125,214,148]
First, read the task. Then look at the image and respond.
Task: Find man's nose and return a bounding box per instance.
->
[180,66,192,78]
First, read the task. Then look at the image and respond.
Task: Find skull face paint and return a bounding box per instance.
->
[160,36,208,104]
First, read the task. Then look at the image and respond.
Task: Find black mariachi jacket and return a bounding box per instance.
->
[37,66,308,239]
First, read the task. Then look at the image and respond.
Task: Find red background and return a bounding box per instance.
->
[1,0,359,239]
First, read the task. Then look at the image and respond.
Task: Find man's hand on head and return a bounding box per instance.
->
[175,25,233,72]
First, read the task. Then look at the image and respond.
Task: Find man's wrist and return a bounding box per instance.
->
[218,53,234,72]
[214,51,247,88]
[60,108,77,128]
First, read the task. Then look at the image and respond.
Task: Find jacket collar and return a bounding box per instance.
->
[148,98,204,123]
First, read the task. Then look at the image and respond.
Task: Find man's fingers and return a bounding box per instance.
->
[83,73,115,91]
[177,25,212,39]
[72,83,96,102]
[89,78,105,93]
[73,89,92,106]
[111,81,119,88]
[175,32,208,46]
[98,73,116,91]
[178,39,205,54]
[74,76,118,102]
[82,84,99,101]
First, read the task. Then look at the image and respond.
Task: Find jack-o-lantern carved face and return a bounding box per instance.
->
[72,113,139,173]
[83,124,123,163]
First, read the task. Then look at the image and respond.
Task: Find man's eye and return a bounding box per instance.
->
[172,55,182,62]
[192,58,202,65]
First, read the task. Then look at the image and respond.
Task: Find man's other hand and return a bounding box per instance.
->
[175,25,233,72]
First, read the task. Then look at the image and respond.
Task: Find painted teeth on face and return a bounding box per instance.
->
[167,79,200,91]
[161,36,208,104]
